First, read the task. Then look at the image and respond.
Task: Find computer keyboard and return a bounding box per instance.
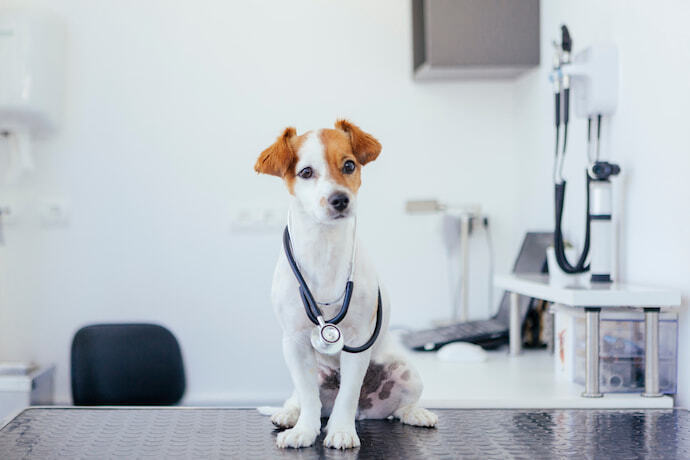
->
[401,319,508,351]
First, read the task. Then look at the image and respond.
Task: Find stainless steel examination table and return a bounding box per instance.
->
[2,407,690,459]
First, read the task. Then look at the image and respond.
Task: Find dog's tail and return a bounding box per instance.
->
[256,406,282,416]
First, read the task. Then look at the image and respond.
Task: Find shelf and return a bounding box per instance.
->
[494,274,682,307]
[403,348,673,409]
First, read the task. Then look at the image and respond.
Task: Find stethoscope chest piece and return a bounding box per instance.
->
[311,321,344,355]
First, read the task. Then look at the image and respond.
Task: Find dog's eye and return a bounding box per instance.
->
[298,167,313,179]
[342,160,356,175]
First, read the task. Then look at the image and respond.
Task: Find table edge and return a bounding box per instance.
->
[494,274,683,307]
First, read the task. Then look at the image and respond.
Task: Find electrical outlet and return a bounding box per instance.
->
[0,204,16,226]
[230,207,285,233]
[39,200,70,227]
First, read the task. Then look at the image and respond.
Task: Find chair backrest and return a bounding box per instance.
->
[71,323,186,405]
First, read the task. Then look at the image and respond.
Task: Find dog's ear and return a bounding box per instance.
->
[335,119,381,166]
[254,127,298,177]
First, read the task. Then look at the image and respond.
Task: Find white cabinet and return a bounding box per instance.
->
[0,366,55,423]
[413,0,540,79]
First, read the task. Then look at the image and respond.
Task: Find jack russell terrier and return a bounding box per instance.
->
[255,120,437,449]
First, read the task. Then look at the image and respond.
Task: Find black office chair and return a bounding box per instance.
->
[71,323,186,406]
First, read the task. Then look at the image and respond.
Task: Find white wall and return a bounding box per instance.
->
[5,0,687,409]
[514,0,690,406]
[0,0,522,404]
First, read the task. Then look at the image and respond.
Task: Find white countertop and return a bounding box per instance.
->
[494,274,682,307]
[0,366,55,392]
[405,348,673,409]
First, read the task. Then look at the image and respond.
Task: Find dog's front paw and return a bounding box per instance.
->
[323,427,360,449]
[271,407,299,429]
[276,425,320,449]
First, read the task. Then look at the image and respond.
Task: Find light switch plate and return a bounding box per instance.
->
[39,199,70,227]
[230,207,285,233]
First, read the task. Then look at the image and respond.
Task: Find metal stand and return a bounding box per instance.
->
[457,214,470,322]
[582,307,603,398]
[509,292,521,356]
[642,307,663,397]
[589,176,616,284]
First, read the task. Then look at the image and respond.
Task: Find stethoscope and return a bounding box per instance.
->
[282,215,382,355]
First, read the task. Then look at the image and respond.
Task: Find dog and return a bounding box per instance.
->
[254,120,437,449]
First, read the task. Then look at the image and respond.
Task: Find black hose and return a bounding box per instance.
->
[553,173,591,273]
[563,88,570,126]
[552,24,589,273]
[555,92,561,129]
[561,25,572,52]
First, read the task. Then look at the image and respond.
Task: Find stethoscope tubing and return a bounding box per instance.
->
[282,226,382,353]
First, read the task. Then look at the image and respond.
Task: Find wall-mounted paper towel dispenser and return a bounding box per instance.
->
[0,10,65,183]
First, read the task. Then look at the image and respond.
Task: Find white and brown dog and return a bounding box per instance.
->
[255,120,437,449]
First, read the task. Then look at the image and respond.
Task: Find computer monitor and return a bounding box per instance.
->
[494,232,552,327]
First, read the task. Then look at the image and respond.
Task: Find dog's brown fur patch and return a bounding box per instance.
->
[254,121,380,196]
[359,397,373,410]
[334,119,381,166]
[360,362,388,395]
[358,362,388,410]
[255,128,311,194]
[320,369,341,390]
[319,129,361,194]
[378,380,395,400]
[388,361,402,372]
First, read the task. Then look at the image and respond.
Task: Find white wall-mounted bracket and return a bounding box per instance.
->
[562,45,619,118]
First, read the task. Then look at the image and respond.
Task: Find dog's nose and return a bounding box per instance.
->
[328,193,349,212]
